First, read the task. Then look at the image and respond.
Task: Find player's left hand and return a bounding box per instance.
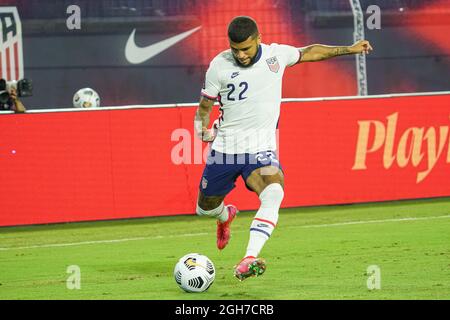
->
[349,40,373,54]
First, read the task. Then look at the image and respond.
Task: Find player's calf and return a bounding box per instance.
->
[216,205,238,250]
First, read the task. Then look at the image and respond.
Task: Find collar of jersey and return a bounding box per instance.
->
[252,44,263,64]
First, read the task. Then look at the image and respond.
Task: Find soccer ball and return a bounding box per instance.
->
[173,253,215,293]
[73,88,100,108]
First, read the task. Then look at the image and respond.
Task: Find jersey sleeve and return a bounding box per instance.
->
[201,61,221,100]
[278,44,301,67]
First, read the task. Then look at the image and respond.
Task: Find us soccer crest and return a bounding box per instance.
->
[266,56,280,73]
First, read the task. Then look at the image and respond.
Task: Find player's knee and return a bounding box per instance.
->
[260,183,284,205]
[196,202,209,216]
[197,192,225,211]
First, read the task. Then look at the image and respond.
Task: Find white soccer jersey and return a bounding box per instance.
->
[201,43,300,154]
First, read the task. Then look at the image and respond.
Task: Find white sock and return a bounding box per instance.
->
[245,183,284,258]
[196,202,229,222]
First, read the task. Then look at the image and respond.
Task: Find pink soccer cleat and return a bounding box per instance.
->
[216,205,238,250]
[234,256,266,281]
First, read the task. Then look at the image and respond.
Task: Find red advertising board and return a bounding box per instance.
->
[0,93,449,226]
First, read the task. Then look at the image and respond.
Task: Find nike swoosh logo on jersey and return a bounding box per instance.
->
[231,72,240,78]
[125,26,201,64]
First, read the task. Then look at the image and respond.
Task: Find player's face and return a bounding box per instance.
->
[229,34,261,66]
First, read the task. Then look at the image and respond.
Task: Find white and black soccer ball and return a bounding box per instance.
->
[73,88,100,108]
[173,253,215,293]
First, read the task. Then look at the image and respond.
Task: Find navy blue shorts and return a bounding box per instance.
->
[199,149,283,197]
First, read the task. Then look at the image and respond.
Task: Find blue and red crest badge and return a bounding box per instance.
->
[266,56,280,73]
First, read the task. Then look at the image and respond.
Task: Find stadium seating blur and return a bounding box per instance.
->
[1,0,430,19]
[0,0,448,108]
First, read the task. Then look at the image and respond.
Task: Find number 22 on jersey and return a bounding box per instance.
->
[226,82,248,101]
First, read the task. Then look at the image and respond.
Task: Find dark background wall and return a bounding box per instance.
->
[0,0,449,109]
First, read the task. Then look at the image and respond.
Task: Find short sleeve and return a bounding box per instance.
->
[278,44,301,67]
[201,62,220,99]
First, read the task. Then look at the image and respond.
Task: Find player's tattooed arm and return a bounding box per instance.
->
[194,96,215,141]
[298,40,373,63]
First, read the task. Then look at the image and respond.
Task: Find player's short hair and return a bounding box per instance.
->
[228,16,259,43]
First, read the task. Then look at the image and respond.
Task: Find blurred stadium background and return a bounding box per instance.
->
[0,0,448,108]
[0,0,449,300]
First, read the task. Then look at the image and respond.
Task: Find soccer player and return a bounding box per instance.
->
[194,16,373,281]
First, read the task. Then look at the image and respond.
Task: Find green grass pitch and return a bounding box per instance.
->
[1,197,449,300]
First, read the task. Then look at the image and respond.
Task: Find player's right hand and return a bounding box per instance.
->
[198,127,216,142]
[194,118,219,142]
[194,120,215,142]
